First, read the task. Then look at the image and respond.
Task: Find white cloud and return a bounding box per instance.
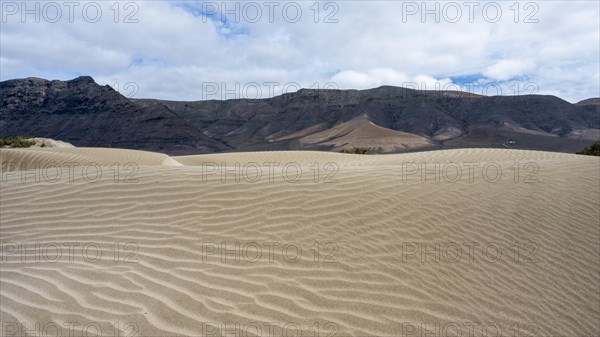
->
[328,69,453,91]
[0,1,598,102]
[483,59,536,81]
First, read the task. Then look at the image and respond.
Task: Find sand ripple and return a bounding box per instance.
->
[1,148,598,336]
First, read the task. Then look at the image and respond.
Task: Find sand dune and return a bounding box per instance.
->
[31,138,76,149]
[1,147,182,171]
[1,146,599,336]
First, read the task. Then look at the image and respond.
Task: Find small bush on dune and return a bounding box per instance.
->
[340,147,369,154]
[0,136,37,148]
[576,140,600,156]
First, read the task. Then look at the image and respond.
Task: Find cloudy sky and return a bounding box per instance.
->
[1,0,598,102]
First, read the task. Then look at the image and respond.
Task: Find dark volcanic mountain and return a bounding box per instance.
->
[1,76,598,154]
[0,77,229,154]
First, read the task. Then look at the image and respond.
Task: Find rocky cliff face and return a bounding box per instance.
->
[0,76,229,154]
[1,76,598,154]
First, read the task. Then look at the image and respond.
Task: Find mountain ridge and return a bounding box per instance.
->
[1,76,598,154]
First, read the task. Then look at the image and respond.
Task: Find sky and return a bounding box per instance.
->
[1,0,599,103]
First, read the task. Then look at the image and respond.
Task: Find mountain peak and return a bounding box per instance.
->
[576,98,600,106]
[69,76,96,85]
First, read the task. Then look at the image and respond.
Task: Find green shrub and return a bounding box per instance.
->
[0,136,37,148]
[576,140,600,156]
[340,147,369,154]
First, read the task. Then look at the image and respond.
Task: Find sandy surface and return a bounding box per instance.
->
[31,138,76,149]
[1,147,599,336]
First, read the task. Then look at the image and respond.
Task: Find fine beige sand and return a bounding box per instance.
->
[1,146,599,336]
